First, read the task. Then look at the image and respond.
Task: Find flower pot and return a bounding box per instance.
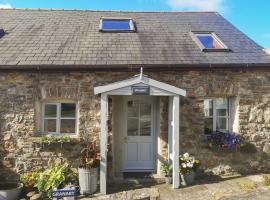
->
[78,168,98,195]
[180,171,195,186]
[165,177,172,184]
[0,182,23,200]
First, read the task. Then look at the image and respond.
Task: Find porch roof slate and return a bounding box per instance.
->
[0,9,270,69]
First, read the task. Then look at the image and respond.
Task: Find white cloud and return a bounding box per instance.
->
[0,3,12,9]
[166,0,227,12]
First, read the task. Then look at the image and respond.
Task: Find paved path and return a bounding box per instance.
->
[81,174,270,200]
[221,190,270,200]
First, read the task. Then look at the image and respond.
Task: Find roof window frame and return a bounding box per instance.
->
[191,31,230,52]
[99,17,136,33]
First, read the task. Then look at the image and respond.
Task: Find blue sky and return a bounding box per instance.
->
[0,0,269,47]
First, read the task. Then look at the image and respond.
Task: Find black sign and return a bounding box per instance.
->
[51,189,76,198]
[132,86,150,95]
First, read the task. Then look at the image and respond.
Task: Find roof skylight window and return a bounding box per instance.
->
[100,18,135,32]
[191,32,229,52]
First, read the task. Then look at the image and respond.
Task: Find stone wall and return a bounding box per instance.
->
[1,69,270,180]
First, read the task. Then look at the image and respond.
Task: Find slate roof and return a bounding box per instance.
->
[0,9,270,70]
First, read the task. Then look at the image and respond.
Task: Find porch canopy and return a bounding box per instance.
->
[94,70,186,194]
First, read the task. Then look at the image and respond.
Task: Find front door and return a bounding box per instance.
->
[123,96,155,171]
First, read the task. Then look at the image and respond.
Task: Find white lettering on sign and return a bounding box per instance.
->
[132,86,150,95]
[51,189,75,198]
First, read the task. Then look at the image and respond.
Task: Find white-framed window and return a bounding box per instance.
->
[42,102,77,135]
[99,17,135,32]
[204,98,229,134]
[191,31,230,52]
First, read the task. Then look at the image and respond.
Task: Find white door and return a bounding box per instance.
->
[123,96,155,171]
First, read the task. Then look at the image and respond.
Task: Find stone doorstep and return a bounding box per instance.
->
[108,173,165,185]
[109,178,165,185]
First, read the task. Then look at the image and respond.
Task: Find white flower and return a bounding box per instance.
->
[187,163,193,168]
[183,153,189,159]
[182,163,187,168]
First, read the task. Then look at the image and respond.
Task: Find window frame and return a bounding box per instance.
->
[204,98,230,133]
[41,102,78,135]
[127,100,152,136]
[99,17,136,33]
[191,31,230,52]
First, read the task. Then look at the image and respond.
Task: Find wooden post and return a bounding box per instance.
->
[168,97,173,162]
[100,94,108,194]
[172,95,180,189]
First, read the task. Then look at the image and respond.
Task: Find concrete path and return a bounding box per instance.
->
[157,174,270,200]
[81,174,270,200]
[220,190,270,200]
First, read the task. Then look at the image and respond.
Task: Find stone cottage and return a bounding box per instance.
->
[1,9,270,194]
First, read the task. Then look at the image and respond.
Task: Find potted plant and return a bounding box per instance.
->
[162,162,172,184]
[78,141,100,195]
[179,153,200,186]
[40,134,71,148]
[20,167,42,196]
[0,182,23,200]
[20,161,78,199]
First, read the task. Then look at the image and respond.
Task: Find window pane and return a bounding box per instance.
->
[216,118,227,131]
[196,34,224,49]
[45,104,57,117]
[204,118,213,134]
[102,19,131,30]
[140,118,151,136]
[61,103,76,117]
[128,101,139,117]
[127,118,139,136]
[140,103,151,118]
[44,119,56,133]
[216,98,228,117]
[204,99,213,117]
[61,119,76,133]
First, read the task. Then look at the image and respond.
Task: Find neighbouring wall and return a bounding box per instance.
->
[1,69,270,180]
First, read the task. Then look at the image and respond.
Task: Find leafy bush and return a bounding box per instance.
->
[79,141,100,169]
[37,164,66,197]
[40,134,71,144]
[20,161,78,199]
[262,175,270,186]
[20,167,42,188]
[240,142,257,154]
[162,162,172,177]
[238,179,256,192]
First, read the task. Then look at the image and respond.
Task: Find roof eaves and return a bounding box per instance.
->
[0,8,218,14]
[0,63,270,71]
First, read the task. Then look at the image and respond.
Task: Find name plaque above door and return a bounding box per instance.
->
[132,86,150,95]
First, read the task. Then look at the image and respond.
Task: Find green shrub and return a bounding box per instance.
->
[240,143,257,154]
[162,162,172,177]
[40,135,71,144]
[21,161,78,199]
[20,167,42,188]
[238,179,256,192]
[262,175,270,186]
